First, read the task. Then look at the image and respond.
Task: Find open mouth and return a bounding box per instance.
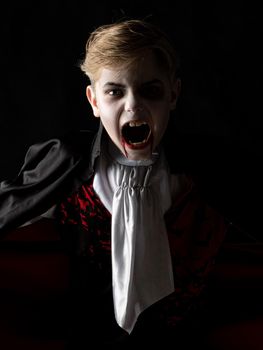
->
[121,121,152,148]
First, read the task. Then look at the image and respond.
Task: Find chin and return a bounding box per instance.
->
[125,145,152,161]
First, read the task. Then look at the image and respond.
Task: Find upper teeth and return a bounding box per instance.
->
[128,121,147,127]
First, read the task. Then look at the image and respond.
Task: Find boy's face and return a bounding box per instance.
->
[86,51,180,160]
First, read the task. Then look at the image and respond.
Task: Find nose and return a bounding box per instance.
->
[125,91,143,113]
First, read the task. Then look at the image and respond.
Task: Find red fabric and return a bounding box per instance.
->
[1,217,263,348]
[0,219,69,350]
[57,177,228,327]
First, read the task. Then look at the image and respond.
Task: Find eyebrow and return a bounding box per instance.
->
[102,82,125,89]
[141,79,163,87]
[102,79,163,89]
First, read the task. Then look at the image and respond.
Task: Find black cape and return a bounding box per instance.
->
[0,127,103,235]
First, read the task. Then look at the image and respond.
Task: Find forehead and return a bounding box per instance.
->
[96,51,169,87]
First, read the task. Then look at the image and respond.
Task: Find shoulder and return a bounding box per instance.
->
[1,129,97,189]
[0,128,98,232]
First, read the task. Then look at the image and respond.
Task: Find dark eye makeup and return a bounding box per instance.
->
[139,84,164,99]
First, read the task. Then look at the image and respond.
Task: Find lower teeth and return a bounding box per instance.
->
[128,131,151,146]
[129,139,147,145]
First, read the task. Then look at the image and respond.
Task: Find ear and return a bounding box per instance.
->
[170,78,181,110]
[86,85,100,118]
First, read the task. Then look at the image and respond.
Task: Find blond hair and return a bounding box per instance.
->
[80,19,179,84]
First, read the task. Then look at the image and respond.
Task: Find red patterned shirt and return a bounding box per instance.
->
[56,175,227,330]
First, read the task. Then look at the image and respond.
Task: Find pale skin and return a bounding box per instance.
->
[86,51,181,160]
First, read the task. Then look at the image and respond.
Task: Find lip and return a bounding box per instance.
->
[121,132,153,150]
[120,119,152,144]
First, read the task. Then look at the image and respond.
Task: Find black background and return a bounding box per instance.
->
[1,0,262,236]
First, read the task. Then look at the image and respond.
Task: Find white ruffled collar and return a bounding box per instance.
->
[93,139,174,333]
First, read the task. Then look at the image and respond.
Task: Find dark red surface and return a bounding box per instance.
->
[1,219,263,349]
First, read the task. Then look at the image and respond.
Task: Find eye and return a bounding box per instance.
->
[105,88,124,97]
[139,85,164,99]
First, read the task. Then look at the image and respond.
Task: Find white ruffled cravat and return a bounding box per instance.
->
[93,141,174,334]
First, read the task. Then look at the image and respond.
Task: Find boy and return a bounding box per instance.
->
[0,19,227,347]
